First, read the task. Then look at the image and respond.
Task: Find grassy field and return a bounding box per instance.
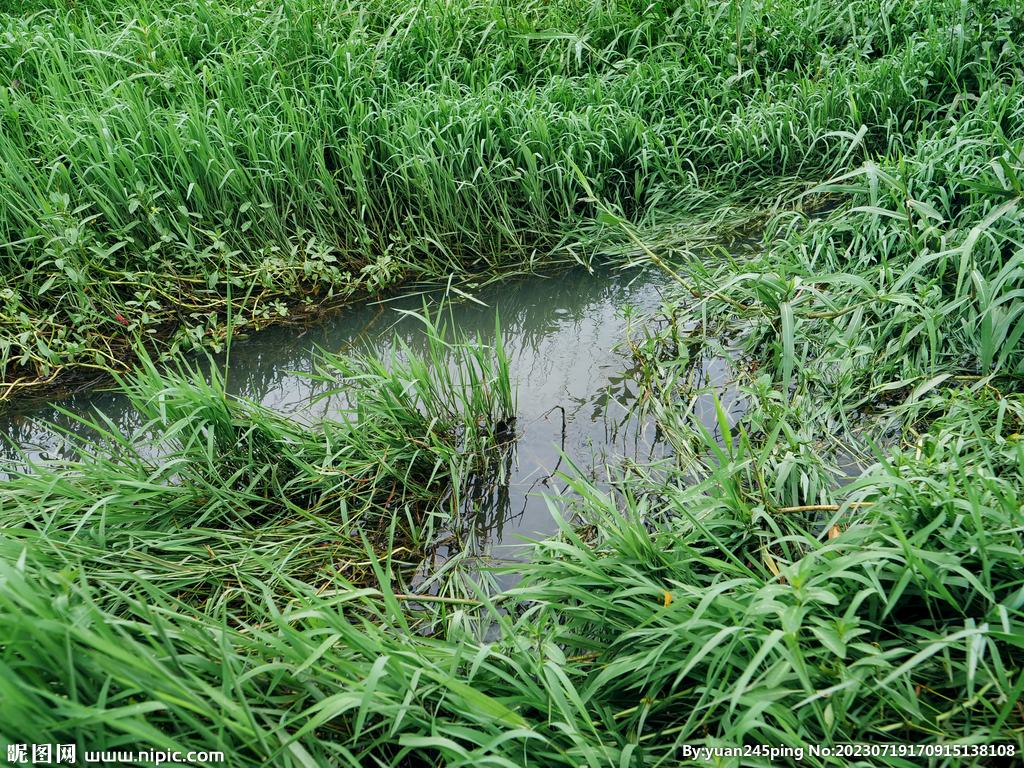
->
[2,0,1016,395]
[2,0,1024,765]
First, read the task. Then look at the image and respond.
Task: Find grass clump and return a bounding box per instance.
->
[3,397,1023,765]
[516,457,1024,763]
[0,313,514,617]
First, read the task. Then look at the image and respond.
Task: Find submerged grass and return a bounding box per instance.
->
[2,0,1024,764]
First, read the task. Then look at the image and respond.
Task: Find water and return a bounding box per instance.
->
[0,264,747,576]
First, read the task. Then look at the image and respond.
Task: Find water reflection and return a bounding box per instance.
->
[0,265,746,570]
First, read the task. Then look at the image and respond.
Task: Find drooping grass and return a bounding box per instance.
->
[0,310,515,618]
[624,89,1024,494]
[2,0,1021,395]
[3,387,1023,766]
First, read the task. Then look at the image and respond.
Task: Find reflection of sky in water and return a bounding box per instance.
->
[0,265,747,572]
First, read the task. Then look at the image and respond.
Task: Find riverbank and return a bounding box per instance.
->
[2,0,1011,398]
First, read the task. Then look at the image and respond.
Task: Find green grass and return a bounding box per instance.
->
[3,374,1023,765]
[3,0,1024,764]
[2,0,1020,395]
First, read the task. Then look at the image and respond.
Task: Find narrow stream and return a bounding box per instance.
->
[0,264,747,579]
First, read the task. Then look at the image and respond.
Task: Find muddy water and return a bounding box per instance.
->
[0,265,746,575]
